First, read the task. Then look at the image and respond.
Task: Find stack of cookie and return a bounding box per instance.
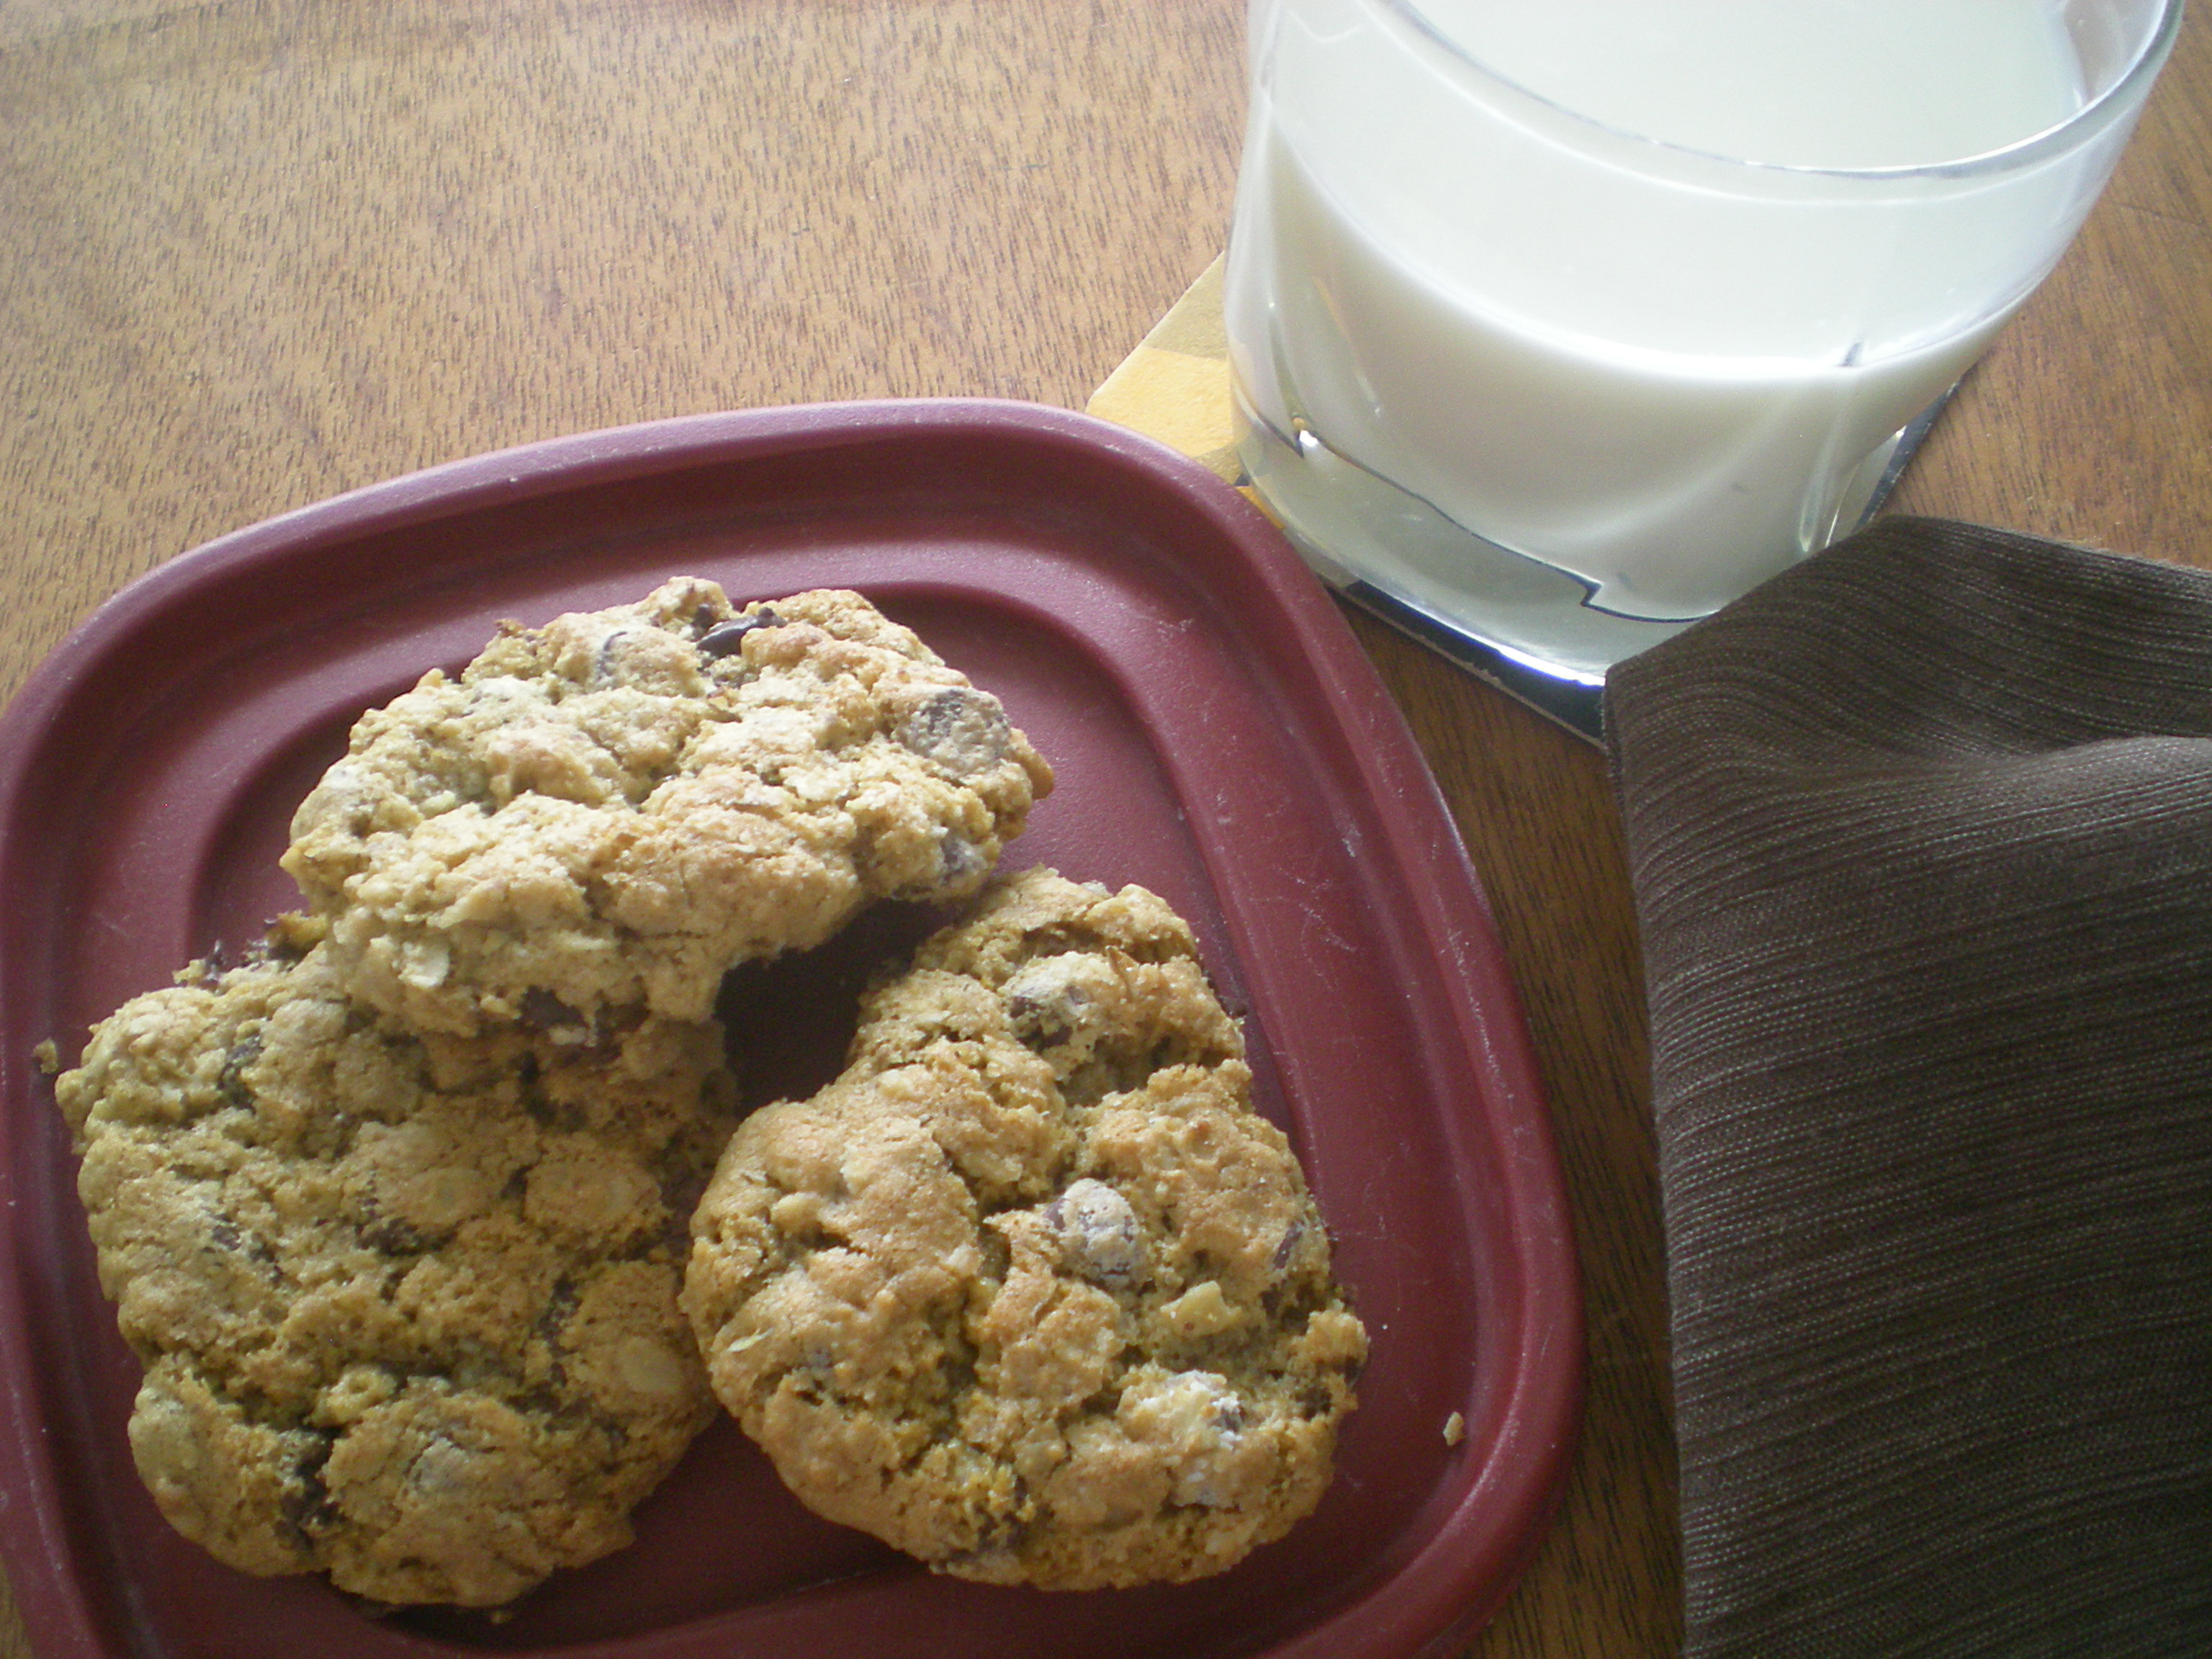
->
[53,577,1364,1609]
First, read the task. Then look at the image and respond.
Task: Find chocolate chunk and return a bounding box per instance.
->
[536,1278,581,1351]
[217,1033,264,1107]
[905,687,976,742]
[1270,1219,1305,1276]
[1003,958,1105,1053]
[593,629,634,678]
[1043,1179,1146,1286]
[519,988,586,1032]
[282,1434,343,1543]
[1008,990,1074,1051]
[262,915,319,962]
[897,688,1012,778]
[696,610,782,658]
[357,1213,426,1255]
[938,832,985,886]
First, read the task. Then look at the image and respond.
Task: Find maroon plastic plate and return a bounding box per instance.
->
[0,401,1582,1659]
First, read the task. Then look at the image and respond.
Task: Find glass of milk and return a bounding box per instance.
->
[1225,0,2182,729]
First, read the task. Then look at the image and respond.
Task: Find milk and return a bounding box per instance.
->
[1403,0,2085,171]
[1227,0,2098,623]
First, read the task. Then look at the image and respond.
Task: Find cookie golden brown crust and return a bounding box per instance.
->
[55,930,737,1607]
[283,580,1053,1035]
[683,869,1367,1590]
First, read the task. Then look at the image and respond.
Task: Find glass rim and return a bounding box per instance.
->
[1377,0,2188,179]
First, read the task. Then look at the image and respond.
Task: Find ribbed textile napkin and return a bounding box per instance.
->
[1604,518,2212,1658]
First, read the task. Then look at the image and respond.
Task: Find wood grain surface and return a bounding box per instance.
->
[2,4,2206,1656]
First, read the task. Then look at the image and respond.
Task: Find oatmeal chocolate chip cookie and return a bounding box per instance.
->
[683,868,1367,1591]
[283,580,1053,1035]
[54,922,737,1607]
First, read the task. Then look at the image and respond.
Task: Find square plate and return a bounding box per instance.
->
[0,401,1581,1659]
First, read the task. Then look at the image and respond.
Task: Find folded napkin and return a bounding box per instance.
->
[1605,518,2212,1658]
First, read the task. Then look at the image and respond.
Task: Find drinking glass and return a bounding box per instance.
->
[1224,0,2184,733]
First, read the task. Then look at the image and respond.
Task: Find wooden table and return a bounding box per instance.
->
[1,4,2206,1654]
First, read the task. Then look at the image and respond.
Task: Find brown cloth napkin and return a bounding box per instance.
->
[1604,518,2212,1658]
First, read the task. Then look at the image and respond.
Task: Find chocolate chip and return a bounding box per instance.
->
[358,1213,426,1254]
[1009,989,1077,1051]
[996,1478,1035,1546]
[536,1279,581,1379]
[263,915,318,962]
[906,687,976,743]
[217,1033,264,1107]
[282,1436,343,1543]
[897,688,1012,777]
[539,1283,579,1339]
[696,609,781,658]
[1045,1179,1146,1286]
[1270,1219,1305,1276]
[519,988,586,1032]
[1005,966,1094,1053]
[938,832,985,886]
[593,629,634,678]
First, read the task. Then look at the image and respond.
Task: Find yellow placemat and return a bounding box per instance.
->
[1086,255,1248,488]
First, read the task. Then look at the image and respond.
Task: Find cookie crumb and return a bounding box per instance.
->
[32,1040,58,1076]
[1442,1411,1465,1447]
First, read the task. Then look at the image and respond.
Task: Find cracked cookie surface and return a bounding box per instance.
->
[54,925,738,1607]
[284,580,1053,1035]
[683,868,1367,1589]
